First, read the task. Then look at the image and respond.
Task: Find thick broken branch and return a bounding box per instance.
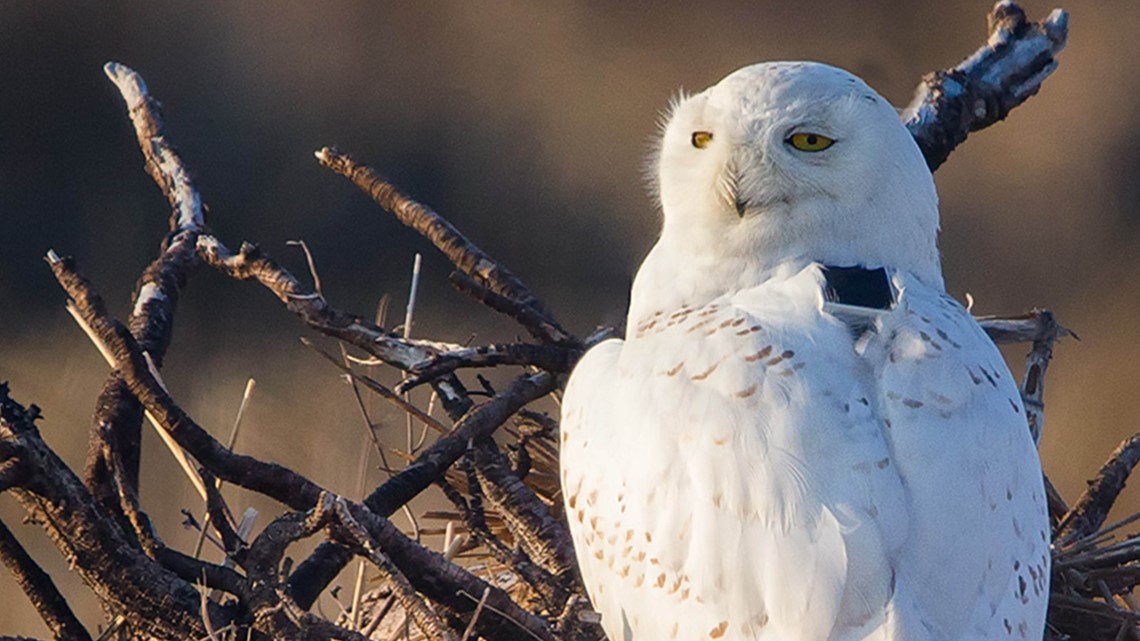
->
[104,62,207,227]
[903,1,1068,170]
[86,62,209,528]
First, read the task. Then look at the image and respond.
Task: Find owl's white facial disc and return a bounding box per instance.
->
[647,62,943,303]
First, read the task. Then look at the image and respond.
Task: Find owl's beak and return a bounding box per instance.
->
[728,160,748,217]
[734,195,748,217]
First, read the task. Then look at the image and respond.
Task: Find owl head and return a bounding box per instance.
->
[651,62,943,289]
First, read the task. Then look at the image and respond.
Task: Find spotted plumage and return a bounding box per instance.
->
[560,62,1048,641]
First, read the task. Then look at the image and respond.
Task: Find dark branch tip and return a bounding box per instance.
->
[0,387,43,428]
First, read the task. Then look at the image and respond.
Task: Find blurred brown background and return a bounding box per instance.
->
[1,1,1138,636]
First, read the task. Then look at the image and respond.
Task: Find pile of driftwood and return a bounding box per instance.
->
[4,3,1139,640]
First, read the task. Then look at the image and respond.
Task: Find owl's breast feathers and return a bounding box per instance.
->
[560,264,1049,641]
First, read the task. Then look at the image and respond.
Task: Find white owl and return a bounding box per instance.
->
[560,62,1049,641]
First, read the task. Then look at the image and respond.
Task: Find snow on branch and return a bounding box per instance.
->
[904,1,1068,170]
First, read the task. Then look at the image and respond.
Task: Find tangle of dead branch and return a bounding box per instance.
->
[12,4,1140,641]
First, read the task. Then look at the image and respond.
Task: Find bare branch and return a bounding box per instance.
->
[449,272,579,348]
[47,252,561,635]
[0,519,93,641]
[977,309,1074,345]
[357,370,553,520]
[471,442,578,595]
[399,342,581,393]
[103,62,207,229]
[314,147,574,346]
[199,238,436,365]
[197,468,244,561]
[198,236,474,419]
[244,494,337,586]
[329,497,457,641]
[436,475,514,569]
[103,430,164,556]
[237,495,377,641]
[0,384,228,639]
[1057,431,1140,545]
[151,548,248,602]
[447,450,571,615]
[442,449,569,611]
[903,1,1068,170]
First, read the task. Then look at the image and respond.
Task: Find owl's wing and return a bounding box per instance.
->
[561,269,911,641]
[872,280,1050,638]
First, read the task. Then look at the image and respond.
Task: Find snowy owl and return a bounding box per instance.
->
[560,62,1049,641]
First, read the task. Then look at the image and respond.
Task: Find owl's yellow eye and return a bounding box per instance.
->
[691,131,713,149]
[788,132,835,152]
